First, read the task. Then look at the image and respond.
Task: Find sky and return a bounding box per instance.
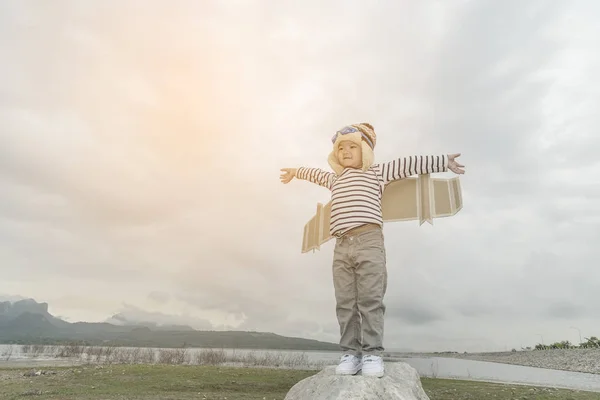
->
[1,0,599,353]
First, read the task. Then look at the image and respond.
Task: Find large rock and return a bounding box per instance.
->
[284,362,430,400]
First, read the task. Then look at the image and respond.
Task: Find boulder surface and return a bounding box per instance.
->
[284,362,430,400]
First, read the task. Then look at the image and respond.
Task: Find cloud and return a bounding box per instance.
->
[544,301,586,320]
[1,0,599,353]
[147,291,171,305]
[106,303,213,330]
[387,302,445,325]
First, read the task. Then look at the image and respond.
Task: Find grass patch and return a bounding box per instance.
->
[1,364,599,400]
[0,364,315,400]
[421,377,600,399]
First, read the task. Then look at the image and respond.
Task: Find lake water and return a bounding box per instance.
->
[2,345,600,392]
[393,355,600,392]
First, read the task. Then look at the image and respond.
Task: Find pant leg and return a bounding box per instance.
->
[354,229,387,356]
[332,238,362,356]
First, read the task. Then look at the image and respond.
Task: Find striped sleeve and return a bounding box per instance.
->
[296,167,336,189]
[378,155,448,184]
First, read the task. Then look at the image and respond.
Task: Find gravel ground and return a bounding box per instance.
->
[398,348,600,375]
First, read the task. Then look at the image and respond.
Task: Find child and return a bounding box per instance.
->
[280,123,465,378]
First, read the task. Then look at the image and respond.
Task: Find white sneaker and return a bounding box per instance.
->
[335,354,362,375]
[361,354,384,377]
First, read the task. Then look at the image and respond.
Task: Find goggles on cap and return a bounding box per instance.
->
[331,126,374,149]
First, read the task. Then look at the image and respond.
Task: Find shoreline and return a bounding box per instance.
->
[389,348,600,375]
[3,346,600,376]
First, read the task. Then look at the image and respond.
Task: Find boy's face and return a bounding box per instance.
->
[336,140,362,169]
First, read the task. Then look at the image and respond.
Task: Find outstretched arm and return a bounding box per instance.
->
[280,167,336,189]
[379,153,465,184]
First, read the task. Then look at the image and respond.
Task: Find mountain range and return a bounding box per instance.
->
[0,298,339,351]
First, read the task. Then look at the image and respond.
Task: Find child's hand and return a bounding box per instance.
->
[448,153,465,174]
[280,168,297,184]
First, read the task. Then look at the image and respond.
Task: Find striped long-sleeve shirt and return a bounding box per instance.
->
[296,155,448,237]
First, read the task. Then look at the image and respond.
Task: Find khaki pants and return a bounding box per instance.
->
[332,228,387,357]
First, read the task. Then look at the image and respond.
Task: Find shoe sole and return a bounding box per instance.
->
[336,367,362,375]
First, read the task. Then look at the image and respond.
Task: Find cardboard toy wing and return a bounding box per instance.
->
[301,174,462,253]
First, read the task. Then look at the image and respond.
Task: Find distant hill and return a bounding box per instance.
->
[0,298,339,351]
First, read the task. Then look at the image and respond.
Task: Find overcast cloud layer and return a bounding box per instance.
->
[1,0,599,352]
